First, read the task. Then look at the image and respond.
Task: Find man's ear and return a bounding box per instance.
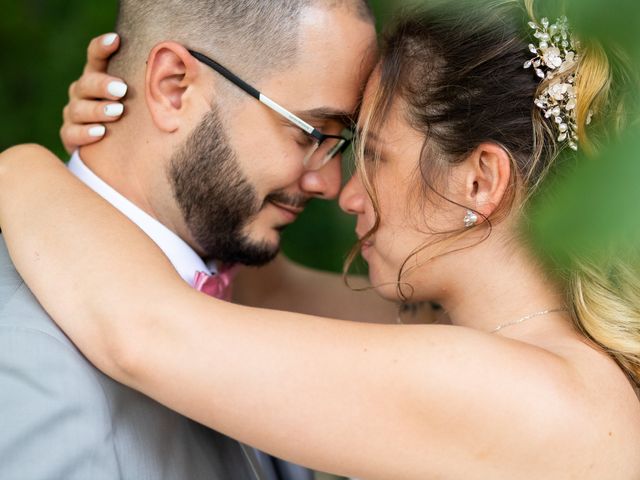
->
[459,143,512,219]
[145,42,208,133]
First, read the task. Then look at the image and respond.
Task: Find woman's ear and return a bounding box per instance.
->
[460,143,512,219]
[145,42,207,133]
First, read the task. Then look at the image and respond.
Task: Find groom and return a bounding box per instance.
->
[0,1,377,479]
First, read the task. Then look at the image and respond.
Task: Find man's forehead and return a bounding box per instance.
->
[295,5,377,82]
[248,4,377,124]
[260,49,373,126]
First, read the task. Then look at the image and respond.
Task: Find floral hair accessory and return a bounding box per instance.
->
[524,16,589,151]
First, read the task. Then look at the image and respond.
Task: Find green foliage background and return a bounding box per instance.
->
[1,0,639,273]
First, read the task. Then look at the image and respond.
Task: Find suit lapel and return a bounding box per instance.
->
[240,443,272,480]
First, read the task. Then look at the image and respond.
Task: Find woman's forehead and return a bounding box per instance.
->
[358,75,421,151]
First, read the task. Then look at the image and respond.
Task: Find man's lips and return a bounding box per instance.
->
[269,200,304,218]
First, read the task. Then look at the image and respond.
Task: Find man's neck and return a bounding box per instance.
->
[78,138,200,255]
[79,140,158,220]
[69,148,214,281]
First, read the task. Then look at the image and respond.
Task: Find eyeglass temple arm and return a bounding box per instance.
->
[188,49,320,139]
[188,50,260,99]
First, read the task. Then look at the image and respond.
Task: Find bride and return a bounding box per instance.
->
[2,1,639,478]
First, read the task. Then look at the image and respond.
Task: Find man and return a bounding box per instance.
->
[0,1,379,479]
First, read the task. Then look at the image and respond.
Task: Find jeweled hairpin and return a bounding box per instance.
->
[524,16,590,151]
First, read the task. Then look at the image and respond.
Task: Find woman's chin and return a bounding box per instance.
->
[376,287,401,302]
[367,270,401,301]
[367,262,428,303]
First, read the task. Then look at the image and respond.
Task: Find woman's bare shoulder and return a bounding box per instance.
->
[1,144,58,161]
[0,145,62,180]
[383,324,639,478]
[536,332,640,476]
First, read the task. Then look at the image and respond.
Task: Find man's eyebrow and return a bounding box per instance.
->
[293,107,356,126]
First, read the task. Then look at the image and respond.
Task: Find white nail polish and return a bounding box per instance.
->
[89,125,106,138]
[104,103,124,117]
[107,81,128,98]
[102,33,118,47]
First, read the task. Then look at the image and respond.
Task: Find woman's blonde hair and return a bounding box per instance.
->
[345,0,640,388]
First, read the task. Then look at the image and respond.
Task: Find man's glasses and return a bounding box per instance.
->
[188,49,353,171]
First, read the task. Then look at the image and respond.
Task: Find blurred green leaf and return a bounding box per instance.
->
[567,0,640,59]
[527,127,640,268]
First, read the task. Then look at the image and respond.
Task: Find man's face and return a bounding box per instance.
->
[168,105,290,266]
[170,5,377,265]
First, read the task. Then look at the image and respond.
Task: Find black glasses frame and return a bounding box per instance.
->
[188,49,352,170]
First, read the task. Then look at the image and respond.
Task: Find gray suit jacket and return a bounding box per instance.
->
[0,236,265,480]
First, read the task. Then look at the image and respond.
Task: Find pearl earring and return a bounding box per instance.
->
[463,210,478,228]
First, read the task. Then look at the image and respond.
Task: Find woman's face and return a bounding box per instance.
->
[339,75,460,300]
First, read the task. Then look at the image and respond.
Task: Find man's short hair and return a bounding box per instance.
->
[110,0,374,81]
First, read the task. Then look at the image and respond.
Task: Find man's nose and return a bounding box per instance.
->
[338,173,366,215]
[299,155,342,199]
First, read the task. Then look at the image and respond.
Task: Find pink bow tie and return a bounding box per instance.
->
[193,266,236,301]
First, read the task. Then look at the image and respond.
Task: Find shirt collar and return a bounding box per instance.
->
[68,151,214,285]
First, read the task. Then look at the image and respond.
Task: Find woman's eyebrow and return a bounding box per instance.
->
[356,129,381,143]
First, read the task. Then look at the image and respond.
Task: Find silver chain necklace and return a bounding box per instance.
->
[489,308,568,334]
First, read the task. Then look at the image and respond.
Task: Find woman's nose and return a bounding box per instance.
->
[339,173,366,215]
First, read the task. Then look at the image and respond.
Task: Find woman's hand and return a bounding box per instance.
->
[60,33,127,154]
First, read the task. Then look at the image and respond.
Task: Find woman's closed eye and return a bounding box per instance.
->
[362,144,383,164]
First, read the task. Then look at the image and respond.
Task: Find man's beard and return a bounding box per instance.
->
[168,107,302,266]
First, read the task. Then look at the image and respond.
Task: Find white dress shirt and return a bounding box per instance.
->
[68,152,215,285]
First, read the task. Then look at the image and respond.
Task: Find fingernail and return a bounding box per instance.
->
[107,81,128,98]
[104,103,124,117]
[102,33,118,47]
[89,125,106,138]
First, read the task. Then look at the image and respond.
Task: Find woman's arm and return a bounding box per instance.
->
[0,145,590,479]
[0,144,176,376]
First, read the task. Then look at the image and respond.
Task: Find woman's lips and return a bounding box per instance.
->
[360,238,374,258]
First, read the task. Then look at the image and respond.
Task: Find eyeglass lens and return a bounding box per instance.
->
[303,129,354,170]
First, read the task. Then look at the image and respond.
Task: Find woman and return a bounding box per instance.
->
[2,1,639,478]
